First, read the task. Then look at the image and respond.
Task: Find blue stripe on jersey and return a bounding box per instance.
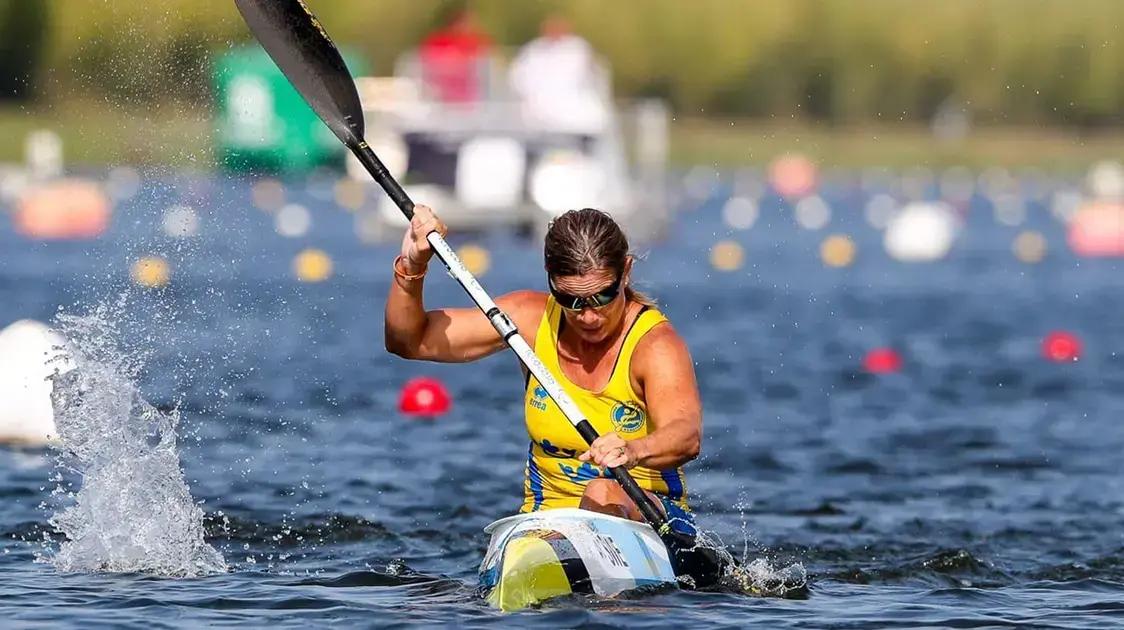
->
[660,467,684,501]
[526,442,545,511]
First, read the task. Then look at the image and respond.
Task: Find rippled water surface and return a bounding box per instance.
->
[2,172,1123,628]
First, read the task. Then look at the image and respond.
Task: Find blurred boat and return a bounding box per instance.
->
[478,507,677,611]
[347,51,671,243]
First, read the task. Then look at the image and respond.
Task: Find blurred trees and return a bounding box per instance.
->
[14,0,1124,126]
[0,0,49,100]
[47,0,244,105]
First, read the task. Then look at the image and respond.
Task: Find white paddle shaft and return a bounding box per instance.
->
[426,231,591,428]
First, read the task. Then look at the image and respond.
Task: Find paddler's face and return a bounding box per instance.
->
[551,262,630,344]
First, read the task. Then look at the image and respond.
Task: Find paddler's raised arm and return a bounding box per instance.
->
[384,205,544,363]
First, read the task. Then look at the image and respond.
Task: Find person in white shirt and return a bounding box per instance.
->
[508,15,609,135]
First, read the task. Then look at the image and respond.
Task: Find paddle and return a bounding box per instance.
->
[232,0,728,589]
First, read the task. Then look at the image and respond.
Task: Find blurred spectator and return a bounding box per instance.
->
[419,8,492,103]
[509,15,608,134]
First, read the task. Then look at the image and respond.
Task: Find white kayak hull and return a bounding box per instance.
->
[478,507,677,611]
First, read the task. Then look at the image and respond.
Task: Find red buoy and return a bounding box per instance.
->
[398,376,451,417]
[863,347,903,374]
[1041,331,1082,363]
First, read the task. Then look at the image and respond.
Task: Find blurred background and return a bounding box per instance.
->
[2,0,1123,246]
[2,1,1124,626]
[1,0,1121,248]
[4,1,1124,159]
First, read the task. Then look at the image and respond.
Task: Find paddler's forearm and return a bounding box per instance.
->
[384,265,429,358]
[629,420,701,470]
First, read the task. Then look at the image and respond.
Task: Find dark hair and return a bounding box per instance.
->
[543,208,654,306]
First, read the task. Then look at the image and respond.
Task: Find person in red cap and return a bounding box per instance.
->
[418,8,492,103]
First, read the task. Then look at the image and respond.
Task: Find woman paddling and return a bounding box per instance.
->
[385,205,702,536]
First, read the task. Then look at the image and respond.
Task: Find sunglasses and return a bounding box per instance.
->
[549,275,623,311]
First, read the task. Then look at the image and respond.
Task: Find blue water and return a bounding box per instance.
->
[2,170,1123,627]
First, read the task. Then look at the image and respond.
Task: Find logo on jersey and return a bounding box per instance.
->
[611,402,645,433]
[529,385,549,412]
[559,461,611,483]
[539,439,577,459]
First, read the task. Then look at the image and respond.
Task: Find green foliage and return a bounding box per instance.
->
[12,0,1124,125]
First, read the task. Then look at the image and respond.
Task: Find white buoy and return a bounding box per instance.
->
[721,196,759,230]
[1051,189,1084,224]
[978,167,1016,198]
[794,195,831,230]
[884,201,958,262]
[1087,160,1124,200]
[0,320,75,445]
[992,194,1027,227]
[275,203,312,238]
[161,205,200,238]
[864,194,899,230]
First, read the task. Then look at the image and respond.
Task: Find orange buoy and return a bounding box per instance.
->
[1041,331,1081,363]
[398,377,451,417]
[14,179,111,240]
[863,348,902,374]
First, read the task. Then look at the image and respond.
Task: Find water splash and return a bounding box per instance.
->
[40,302,225,577]
[708,500,809,597]
[722,556,809,598]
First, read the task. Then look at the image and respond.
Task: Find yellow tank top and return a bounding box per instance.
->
[520,297,689,513]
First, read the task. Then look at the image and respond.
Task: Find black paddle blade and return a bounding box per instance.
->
[661,529,729,589]
[233,0,364,147]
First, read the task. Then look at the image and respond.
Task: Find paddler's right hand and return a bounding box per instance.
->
[400,204,448,275]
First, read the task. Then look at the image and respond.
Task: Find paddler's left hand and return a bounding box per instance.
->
[579,432,637,469]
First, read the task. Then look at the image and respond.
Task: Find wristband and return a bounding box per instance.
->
[393,255,427,280]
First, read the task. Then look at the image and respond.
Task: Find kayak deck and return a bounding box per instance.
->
[478,507,677,611]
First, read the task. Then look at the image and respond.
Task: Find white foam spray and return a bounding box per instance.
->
[720,499,808,597]
[40,300,225,577]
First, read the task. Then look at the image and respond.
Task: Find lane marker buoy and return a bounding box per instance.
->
[399,377,451,417]
[709,240,744,272]
[863,348,902,374]
[293,248,333,283]
[132,256,170,288]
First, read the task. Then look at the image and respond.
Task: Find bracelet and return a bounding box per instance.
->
[393,255,427,280]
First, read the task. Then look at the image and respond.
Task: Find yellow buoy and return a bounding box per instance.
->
[457,244,491,276]
[821,234,856,268]
[132,256,170,288]
[334,178,365,211]
[251,178,285,212]
[709,240,744,272]
[1013,230,1047,263]
[293,248,333,283]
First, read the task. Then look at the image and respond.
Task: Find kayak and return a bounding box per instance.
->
[478,507,678,611]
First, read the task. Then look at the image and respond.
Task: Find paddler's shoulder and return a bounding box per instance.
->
[495,290,549,335]
[629,319,693,373]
